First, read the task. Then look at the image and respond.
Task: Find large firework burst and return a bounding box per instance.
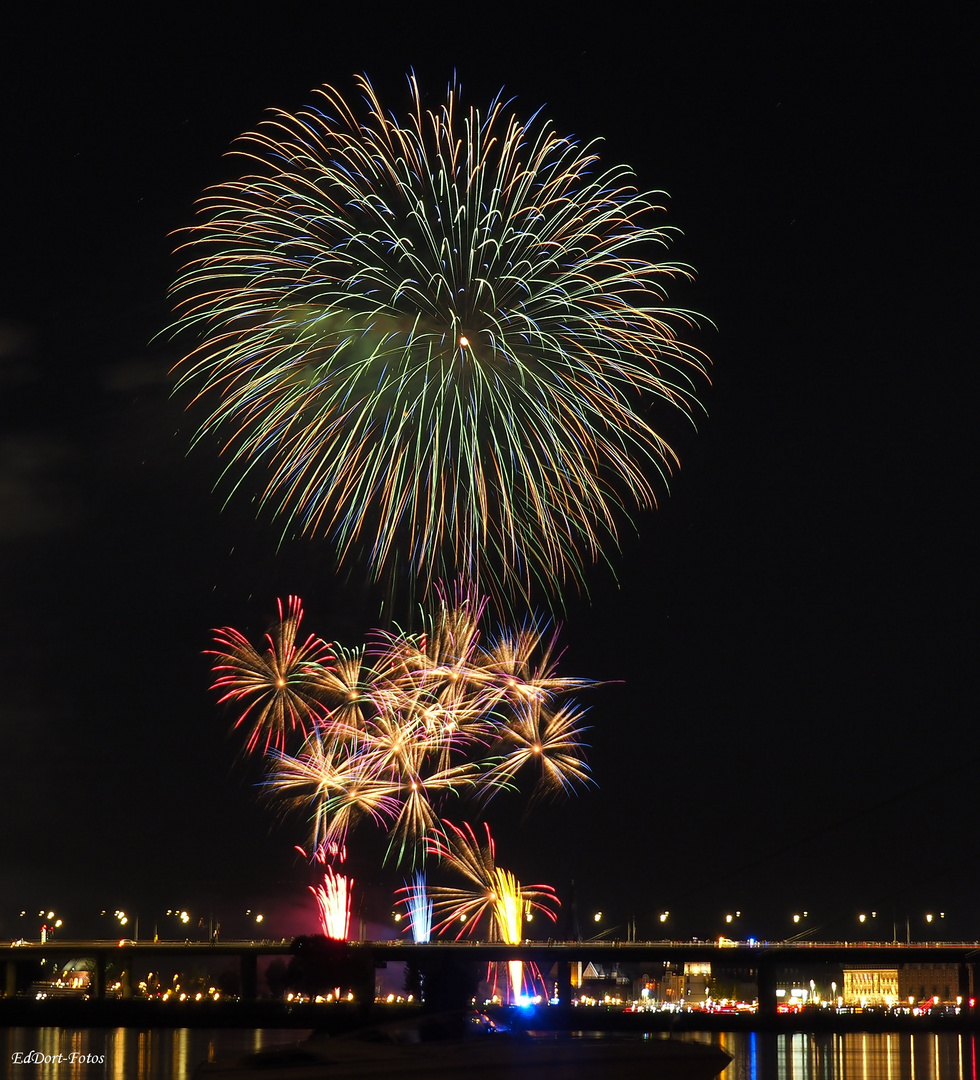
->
[216,585,595,864]
[171,74,709,611]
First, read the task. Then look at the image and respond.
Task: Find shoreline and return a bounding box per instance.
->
[0,999,977,1034]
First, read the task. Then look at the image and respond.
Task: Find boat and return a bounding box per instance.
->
[193,1011,732,1079]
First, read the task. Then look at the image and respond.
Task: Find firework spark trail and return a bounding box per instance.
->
[171,74,709,614]
[403,872,433,943]
[299,844,352,940]
[311,867,351,941]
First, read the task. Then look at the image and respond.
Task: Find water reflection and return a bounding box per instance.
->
[679,1031,977,1080]
[2,1027,977,1079]
[2,1027,308,1078]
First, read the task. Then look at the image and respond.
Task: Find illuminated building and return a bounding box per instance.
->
[842,963,962,1007]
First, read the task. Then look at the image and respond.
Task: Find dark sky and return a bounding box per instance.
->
[1,4,973,945]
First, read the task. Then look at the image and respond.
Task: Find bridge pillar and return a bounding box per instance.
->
[4,960,16,997]
[555,960,573,1005]
[241,952,258,1000]
[120,962,132,999]
[756,959,778,1018]
[353,955,376,1015]
[92,952,107,999]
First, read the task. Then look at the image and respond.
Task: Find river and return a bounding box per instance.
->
[677,1030,978,1080]
[1,1027,976,1079]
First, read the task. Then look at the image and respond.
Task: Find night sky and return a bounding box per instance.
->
[1,4,973,945]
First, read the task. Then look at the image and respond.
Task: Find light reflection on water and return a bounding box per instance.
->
[1,1027,976,1079]
[1,1027,310,1078]
[677,1031,978,1080]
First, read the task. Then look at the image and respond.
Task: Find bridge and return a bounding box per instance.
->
[3,939,977,1015]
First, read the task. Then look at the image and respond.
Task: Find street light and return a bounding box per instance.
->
[113,909,138,941]
[788,911,811,941]
[924,912,945,938]
[39,911,63,944]
[858,911,877,935]
[163,910,191,940]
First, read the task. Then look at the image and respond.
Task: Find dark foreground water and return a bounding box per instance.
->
[0,1028,976,1080]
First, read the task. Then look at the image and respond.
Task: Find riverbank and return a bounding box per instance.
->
[1,998,977,1033]
[0,997,347,1030]
[494,1005,980,1036]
